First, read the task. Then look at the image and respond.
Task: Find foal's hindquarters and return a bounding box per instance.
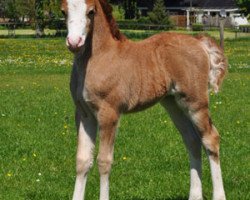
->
[160,92,225,200]
[158,36,226,200]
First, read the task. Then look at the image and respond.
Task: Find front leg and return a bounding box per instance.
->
[97,105,120,200]
[73,110,97,200]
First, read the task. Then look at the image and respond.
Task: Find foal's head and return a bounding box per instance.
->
[61,0,96,52]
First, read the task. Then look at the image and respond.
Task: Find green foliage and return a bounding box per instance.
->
[123,0,137,19]
[1,0,63,37]
[112,5,125,21]
[4,0,18,20]
[148,0,171,25]
[239,24,250,32]
[0,25,7,30]
[3,0,35,22]
[137,16,151,24]
[235,0,250,15]
[34,0,48,37]
[192,23,204,31]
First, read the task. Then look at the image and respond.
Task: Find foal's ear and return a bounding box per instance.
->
[60,0,68,17]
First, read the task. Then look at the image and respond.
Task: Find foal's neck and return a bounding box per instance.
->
[91,1,118,54]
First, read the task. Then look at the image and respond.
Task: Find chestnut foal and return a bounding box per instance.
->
[61,0,227,199]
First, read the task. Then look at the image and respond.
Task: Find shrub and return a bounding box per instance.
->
[112,5,125,21]
[0,25,7,30]
[137,17,151,24]
[192,23,204,31]
[239,24,250,32]
[47,19,66,30]
[148,0,171,25]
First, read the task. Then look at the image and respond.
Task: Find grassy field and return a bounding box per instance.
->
[0,29,58,37]
[1,28,250,40]
[121,29,250,40]
[0,36,249,200]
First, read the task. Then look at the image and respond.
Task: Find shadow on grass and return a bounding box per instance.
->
[131,197,187,200]
[131,196,209,200]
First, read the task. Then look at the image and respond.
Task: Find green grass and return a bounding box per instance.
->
[1,28,250,40]
[121,29,250,40]
[0,36,249,200]
[0,29,57,36]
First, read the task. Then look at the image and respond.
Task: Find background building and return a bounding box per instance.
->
[138,0,245,27]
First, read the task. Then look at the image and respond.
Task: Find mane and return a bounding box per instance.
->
[98,0,126,42]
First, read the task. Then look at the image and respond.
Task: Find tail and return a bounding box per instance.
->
[196,35,228,93]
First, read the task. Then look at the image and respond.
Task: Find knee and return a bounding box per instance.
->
[97,156,113,175]
[202,126,220,158]
[76,156,93,175]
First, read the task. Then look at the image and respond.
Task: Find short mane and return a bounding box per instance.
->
[99,0,126,41]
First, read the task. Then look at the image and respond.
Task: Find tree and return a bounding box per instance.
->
[148,0,171,25]
[16,0,35,22]
[35,0,45,37]
[123,0,137,19]
[235,0,250,16]
[34,0,62,37]
[4,0,18,21]
[2,0,35,22]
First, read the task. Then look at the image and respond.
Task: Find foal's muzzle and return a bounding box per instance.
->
[66,35,86,52]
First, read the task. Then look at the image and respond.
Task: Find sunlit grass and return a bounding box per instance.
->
[0,37,249,199]
[0,28,249,40]
[121,29,250,40]
[0,29,57,36]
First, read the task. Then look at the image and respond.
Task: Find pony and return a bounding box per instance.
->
[61,0,227,199]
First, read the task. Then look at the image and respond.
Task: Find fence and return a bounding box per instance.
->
[0,21,249,39]
[0,19,67,38]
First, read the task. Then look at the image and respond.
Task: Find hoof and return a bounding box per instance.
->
[189,196,203,200]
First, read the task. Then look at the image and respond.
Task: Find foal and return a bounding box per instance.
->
[61,0,227,199]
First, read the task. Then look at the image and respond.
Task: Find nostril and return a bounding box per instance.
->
[77,37,86,47]
[77,37,82,47]
[78,37,82,44]
[67,36,84,48]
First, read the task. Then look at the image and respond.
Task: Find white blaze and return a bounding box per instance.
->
[66,0,87,47]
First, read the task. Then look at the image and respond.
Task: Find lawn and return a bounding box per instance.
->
[121,29,250,40]
[0,36,249,200]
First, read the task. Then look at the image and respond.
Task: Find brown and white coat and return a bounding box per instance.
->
[61,0,227,200]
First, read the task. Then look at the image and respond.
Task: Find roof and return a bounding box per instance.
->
[198,0,238,9]
[165,0,200,7]
[138,0,239,10]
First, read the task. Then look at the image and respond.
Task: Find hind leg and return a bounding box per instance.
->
[175,91,226,200]
[161,96,203,200]
[188,106,226,200]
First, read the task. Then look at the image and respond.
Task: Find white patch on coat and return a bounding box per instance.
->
[189,155,203,200]
[199,37,227,94]
[209,157,226,200]
[73,120,97,200]
[83,86,91,103]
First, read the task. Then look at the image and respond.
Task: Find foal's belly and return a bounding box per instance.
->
[125,94,168,114]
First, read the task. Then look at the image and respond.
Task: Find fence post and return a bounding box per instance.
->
[219,10,226,50]
[235,27,238,39]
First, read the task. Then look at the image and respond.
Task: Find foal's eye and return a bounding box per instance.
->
[87,9,95,17]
